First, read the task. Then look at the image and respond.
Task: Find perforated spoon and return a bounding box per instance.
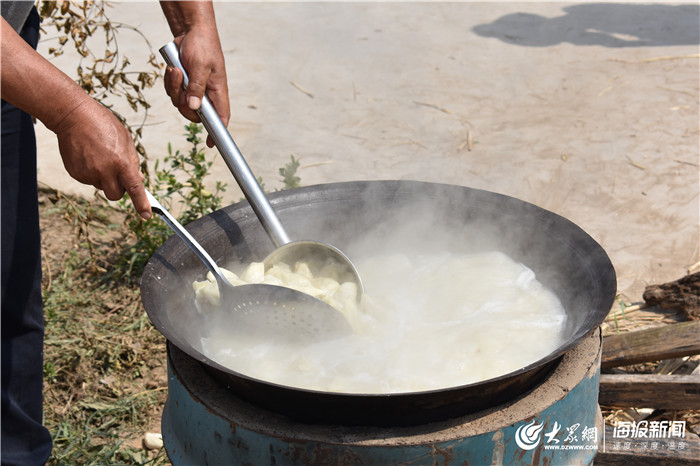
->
[159,42,364,298]
[146,189,353,344]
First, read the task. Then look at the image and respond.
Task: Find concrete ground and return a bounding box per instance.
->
[35,2,699,301]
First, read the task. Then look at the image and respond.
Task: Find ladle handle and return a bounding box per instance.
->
[145,189,231,290]
[160,42,291,248]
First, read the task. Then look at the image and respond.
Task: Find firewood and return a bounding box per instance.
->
[643,272,700,320]
[602,321,700,368]
[599,374,700,410]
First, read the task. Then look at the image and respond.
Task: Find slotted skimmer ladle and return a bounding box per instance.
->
[146,189,353,344]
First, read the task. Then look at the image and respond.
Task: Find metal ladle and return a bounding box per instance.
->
[160,43,363,294]
[157,42,363,339]
[146,189,353,344]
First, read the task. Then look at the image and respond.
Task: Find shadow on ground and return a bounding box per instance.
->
[473,3,700,47]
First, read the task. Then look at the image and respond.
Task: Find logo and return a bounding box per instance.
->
[515,420,545,450]
[609,420,687,453]
[514,420,598,452]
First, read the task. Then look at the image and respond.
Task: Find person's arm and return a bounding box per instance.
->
[160,1,230,145]
[0,17,151,219]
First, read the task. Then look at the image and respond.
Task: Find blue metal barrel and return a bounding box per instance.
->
[161,330,602,465]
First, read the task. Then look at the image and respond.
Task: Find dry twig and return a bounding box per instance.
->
[414,101,451,114]
[608,53,700,64]
[290,81,314,98]
[626,155,646,170]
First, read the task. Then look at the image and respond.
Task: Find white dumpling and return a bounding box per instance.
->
[240,262,265,283]
[294,261,314,280]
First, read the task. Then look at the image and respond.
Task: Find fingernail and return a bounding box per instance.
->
[188,95,201,110]
[140,211,152,220]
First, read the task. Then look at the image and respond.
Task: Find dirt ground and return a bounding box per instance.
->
[36,2,699,302]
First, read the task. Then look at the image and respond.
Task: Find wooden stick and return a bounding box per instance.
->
[688,261,700,274]
[602,321,700,368]
[599,374,700,410]
[605,302,647,322]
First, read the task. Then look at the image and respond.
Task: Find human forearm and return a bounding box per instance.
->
[160,1,217,38]
[1,17,92,132]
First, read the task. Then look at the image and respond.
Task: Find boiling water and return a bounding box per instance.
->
[199,251,568,394]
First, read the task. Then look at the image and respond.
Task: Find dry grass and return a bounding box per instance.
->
[39,188,168,465]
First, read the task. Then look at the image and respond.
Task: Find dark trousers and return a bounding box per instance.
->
[1,8,53,465]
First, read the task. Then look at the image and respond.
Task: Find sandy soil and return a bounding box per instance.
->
[35,2,699,301]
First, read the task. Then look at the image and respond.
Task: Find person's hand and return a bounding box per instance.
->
[54,98,151,219]
[163,30,230,147]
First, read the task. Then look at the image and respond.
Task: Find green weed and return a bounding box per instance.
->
[279,155,301,190]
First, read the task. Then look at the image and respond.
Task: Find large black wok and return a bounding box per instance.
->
[141,180,616,426]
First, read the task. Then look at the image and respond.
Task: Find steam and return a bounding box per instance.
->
[200,249,568,393]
